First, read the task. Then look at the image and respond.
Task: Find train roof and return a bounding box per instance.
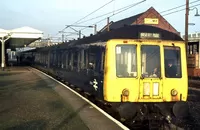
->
[35,24,184,52]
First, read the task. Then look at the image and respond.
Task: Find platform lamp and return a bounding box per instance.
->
[191,7,200,17]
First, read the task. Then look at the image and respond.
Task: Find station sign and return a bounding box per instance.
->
[139,32,160,39]
[144,18,159,25]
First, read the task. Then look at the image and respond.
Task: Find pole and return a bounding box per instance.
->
[1,38,5,70]
[79,30,81,39]
[107,17,110,32]
[94,24,97,35]
[185,0,189,57]
[62,34,64,43]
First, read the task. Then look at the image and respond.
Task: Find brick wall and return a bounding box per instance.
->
[132,7,179,35]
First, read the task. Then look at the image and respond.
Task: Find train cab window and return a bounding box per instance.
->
[116,45,137,77]
[141,45,161,78]
[164,46,182,78]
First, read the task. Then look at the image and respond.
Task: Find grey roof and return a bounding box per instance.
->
[100,12,144,32]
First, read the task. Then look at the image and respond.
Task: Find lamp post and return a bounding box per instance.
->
[185,0,189,57]
[185,0,200,57]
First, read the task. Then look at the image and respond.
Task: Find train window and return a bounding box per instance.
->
[193,44,197,54]
[141,45,161,78]
[164,46,182,78]
[116,45,137,77]
[88,53,96,70]
[73,52,78,69]
[101,50,105,71]
[80,50,85,69]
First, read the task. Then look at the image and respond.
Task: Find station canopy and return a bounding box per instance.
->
[0,26,43,50]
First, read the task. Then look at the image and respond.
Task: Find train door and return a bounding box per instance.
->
[139,45,163,100]
[115,44,139,101]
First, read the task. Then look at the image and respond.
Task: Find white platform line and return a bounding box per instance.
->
[31,67,129,130]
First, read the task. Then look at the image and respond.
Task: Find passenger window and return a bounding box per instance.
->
[116,45,137,77]
[141,45,161,78]
[164,46,182,78]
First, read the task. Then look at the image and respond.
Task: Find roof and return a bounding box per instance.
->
[0,28,8,32]
[36,24,183,52]
[0,28,9,37]
[0,26,43,49]
[100,12,144,32]
[10,26,43,34]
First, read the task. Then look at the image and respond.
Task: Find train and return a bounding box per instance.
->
[21,24,189,124]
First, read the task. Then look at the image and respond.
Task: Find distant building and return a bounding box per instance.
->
[29,39,62,48]
[182,32,200,42]
[99,7,179,35]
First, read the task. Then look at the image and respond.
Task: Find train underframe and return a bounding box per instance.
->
[110,101,189,125]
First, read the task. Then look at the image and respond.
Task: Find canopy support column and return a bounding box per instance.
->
[0,36,11,71]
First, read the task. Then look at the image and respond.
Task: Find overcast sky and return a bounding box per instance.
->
[0,0,200,40]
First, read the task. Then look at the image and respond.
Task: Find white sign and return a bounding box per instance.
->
[116,46,121,54]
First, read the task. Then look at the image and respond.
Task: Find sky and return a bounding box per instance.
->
[0,0,200,41]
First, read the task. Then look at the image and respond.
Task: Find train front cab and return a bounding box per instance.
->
[103,39,188,121]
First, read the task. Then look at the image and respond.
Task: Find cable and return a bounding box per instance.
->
[50,0,115,39]
[78,0,200,26]
[163,4,200,16]
[73,0,115,24]
[56,0,116,40]
[79,0,146,32]
[54,0,200,40]
[96,0,146,24]
[160,0,200,13]
[76,1,146,25]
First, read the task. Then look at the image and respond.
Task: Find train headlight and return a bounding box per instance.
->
[153,82,159,96]
[143,82,150,96]
[122,89,129,96]
[171,89,178,96]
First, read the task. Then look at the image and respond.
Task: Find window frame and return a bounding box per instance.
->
[140,45,161,78]
[115,44,137,78]
[164,46,182,78]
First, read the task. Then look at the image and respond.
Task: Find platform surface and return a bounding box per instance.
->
[0,67,126,130]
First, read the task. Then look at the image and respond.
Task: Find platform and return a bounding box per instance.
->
[0,67,127,130]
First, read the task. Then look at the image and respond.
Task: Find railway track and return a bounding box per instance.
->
[33,66,183,130]
[188,79,200,88]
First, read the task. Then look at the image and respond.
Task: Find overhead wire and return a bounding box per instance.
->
[78,0,200,27]
[80,0,146,31]
[76,1,146,25]
[50,0,115,40]
[73,0,115,24]
[160,0,200,13]
[88,0,200,30]
[162,3,200,16]
[52,0,200,40]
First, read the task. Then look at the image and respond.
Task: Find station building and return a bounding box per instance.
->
[99,7,180,35]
